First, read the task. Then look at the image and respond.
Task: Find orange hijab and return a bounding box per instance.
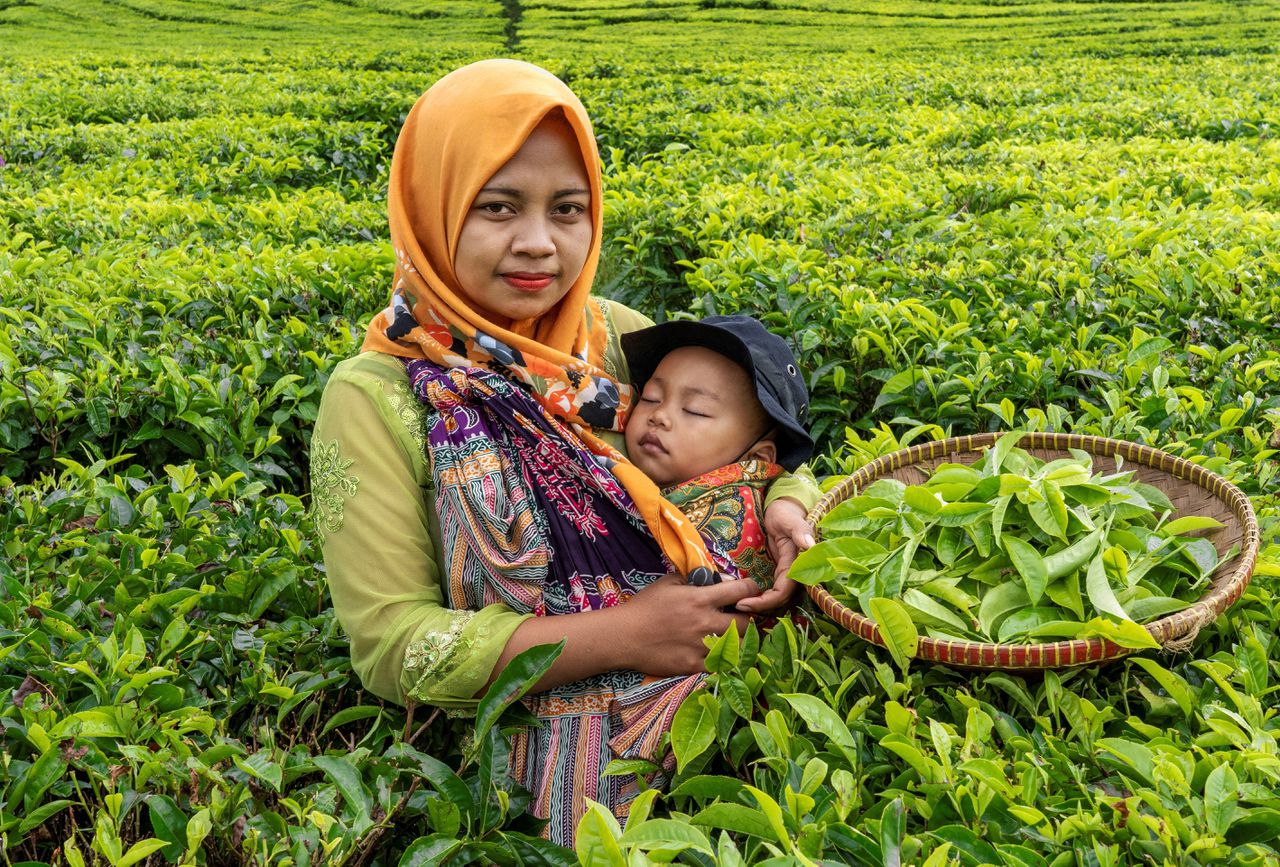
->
[362,59,712,576]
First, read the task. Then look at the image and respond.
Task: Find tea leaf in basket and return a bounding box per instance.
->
[789,537,888,585]
[991,495,1010,547]
[1002,536,1048,604]
[1086,552,1131,621]
[903,588,972,635]
[1123,595,1190,622]
[903,485,942,515]
[866,597,918,673]
[822,496,897,532]
[977,582,1030,638]
[1179,537,1222,583]
[918,577,979,613]
[1134,483,1174,512]
[986,431,1027,475]
[996,607,1063,643]
[1028,480,1069,540]
[1044,572,1085,620]
[1161,515,1226,536]
[875,541,917,599]
[935,502,992,527]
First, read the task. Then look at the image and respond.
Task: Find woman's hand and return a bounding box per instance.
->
[492,573,759,691]
[737,496,815,614]
[616,573,759,676]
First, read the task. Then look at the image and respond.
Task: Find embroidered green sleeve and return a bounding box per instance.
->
[311,439,360,538]
[385,378,429,456]
[404,610,478,699]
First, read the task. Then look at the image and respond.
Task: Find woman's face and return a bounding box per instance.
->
[454,117,593,325]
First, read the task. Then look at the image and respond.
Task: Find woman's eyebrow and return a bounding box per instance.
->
[477,187,590,198]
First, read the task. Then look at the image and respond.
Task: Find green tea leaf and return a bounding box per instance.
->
[987,431,1026,474]
[691,802,778,839]
[1086,552,1130,621]
[1124,595,1190,621]
[620,818,714,854]
[313,755,373,827]
[1003,536,1048,604]
[1079,617,1157,649]
[881,797,905,867]
[927,465,982,487]
[671,692,718,772]
[575,800,626,866]
[473,640,564,745]
[1205,763,1239,837]
[399,834,461,865]
[1180,537,1222,581]
[789,537,888,585]
[1162,515,1227,536]
[935,501,992,526]
[904,485,941,515]
[867,596,918,673]
[991,494,1010,546]
[781,692,856,751]
[1128,657,1193,718]
[977,582,1030,638]
[902,587,970,633]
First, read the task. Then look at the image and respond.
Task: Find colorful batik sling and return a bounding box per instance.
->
[404,355,704,843]
[607,460,783,768]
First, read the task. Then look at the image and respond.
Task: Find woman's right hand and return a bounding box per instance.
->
[615,573,759,676]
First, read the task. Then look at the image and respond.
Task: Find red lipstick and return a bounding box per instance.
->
[503,272,555,292]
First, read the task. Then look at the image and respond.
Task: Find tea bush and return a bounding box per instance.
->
[2,0,1279,864]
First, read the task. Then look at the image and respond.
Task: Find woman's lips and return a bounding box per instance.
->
[502,272,555,292]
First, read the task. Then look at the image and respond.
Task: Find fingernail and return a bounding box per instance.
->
[804,534,816,547]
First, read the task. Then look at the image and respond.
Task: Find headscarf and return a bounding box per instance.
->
[361,59,713,576]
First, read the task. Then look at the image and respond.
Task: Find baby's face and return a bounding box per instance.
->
[625,346,769,487]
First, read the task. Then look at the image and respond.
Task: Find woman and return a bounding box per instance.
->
[310,59,818,842]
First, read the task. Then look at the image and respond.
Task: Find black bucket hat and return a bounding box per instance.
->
[621,315,815,471]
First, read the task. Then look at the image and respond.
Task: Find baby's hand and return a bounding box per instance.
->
[737,497,815,613]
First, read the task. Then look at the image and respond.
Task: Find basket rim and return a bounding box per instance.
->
[804,432,1260,669]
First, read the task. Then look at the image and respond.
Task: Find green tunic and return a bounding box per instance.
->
[310,299,819,710]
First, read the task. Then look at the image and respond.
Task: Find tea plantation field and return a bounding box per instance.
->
[2,0,1280,864]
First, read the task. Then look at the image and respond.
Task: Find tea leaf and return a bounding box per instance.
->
[1205,763,1239,837]
[575,800,626,867]
[1086,552,1130,621]
[1128,657,1193,719]
[1003,536,1048,604]
[789,537,887,585]
[867,597,918,673]
[671,692,718,772]
[473,640,564,746]
[1161,515,1226,535]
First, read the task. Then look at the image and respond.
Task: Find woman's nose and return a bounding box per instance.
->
[511,216,556,257]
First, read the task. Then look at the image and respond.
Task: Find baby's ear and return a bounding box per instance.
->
[745,438,777,464]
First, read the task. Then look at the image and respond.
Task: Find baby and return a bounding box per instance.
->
[621,314,814,589]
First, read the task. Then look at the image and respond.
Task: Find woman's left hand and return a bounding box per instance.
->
[737,496,815,613]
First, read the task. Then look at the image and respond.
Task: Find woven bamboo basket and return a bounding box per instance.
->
[805,432,1259,669]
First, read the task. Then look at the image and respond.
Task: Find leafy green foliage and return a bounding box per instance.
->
[2,0,1279,864]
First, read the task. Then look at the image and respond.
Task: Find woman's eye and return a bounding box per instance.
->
[478,202,513,216]
[553,203,586,217]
